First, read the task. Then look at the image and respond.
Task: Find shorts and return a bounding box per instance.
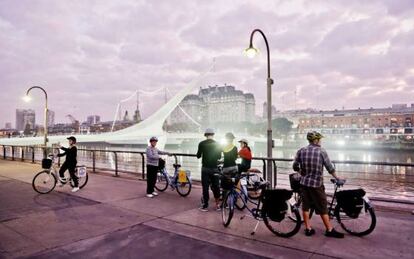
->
[301,185,328,215]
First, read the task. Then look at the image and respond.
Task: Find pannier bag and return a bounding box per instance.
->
[158,158,166,170]
[289,173,301,192]
[42,158,52,169]
[262,189,293,222]
[221,172,238,190]
[336,189,366,218]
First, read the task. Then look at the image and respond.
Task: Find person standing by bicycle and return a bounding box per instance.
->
[57,136,79,192]
[293,131,344,238]
[221,132,239,202]
[146,136,170,198]
[237,138,252,173]
[197,128,222,212]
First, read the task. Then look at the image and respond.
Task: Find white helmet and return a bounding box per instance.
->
[204,128,215,135]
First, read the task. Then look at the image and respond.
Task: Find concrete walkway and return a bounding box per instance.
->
[0,160,413,259]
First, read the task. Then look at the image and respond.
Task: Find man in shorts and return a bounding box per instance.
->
[293,131,345,238]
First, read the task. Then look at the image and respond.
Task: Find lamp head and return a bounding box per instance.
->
[23,95,31,102]
[244,46,259,58]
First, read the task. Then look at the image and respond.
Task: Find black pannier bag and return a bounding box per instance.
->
[158,158,166,170]
[42,158,52,169]
[336,189,366,218]
[221,173,238,190]
[289,173,301,192]
[262,189,293,222]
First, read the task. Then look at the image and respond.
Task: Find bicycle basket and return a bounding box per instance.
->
[158,158,166,170]
[262,189,293,222]
[76,166,87,178]
[336,189,366,219]
[289,173,301,192]
[246,173,265,198]
[42,158,52,169]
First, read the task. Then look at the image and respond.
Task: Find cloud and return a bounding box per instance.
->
[0,0,413,128]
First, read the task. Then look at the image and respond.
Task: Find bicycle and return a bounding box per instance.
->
[290,174,376,236]
[32,155,88,194]
[220,172,302,238]
[155,162,192,197]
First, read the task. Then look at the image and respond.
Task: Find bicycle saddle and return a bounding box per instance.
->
[173,163,181,168]
[331,178,346,186]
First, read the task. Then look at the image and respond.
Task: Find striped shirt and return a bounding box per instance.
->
[293,144,335,188]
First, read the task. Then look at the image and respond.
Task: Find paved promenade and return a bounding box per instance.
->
[0,160,413,259]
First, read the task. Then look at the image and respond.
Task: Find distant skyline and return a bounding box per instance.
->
[1,0,414,127]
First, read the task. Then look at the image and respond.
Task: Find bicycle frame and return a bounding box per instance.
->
[159,166,191,190]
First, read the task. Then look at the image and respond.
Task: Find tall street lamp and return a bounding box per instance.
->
[24,86,48,158]
[245,29,274,179]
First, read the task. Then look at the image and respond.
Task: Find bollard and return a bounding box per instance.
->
[140,153,145,179]
[31,147,35,163]
[113,151,119,176]
[3,145,5,159]
[11,146,15,161]
[21,148,24,162]
[92,150,96,173]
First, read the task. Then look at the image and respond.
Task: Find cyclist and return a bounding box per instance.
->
[57,136,79,192]
[196,128,221,212]
[146,136,170,198]
[293,131,344,238]
[237,138,252,173]
[221,132,239,201]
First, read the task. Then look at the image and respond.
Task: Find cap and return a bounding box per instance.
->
[238,138,249,144]
[67,136,77,143]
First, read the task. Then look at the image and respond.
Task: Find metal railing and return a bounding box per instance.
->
[1,145,413,204]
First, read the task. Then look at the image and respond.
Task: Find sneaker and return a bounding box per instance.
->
[305,228,315,236]
[71,187,80,193]
[152,192,158,196]
[198,206,208,212]
[146,194,154,198]
[325,228,344,238]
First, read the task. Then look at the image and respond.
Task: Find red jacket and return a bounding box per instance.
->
[238,147,252,160]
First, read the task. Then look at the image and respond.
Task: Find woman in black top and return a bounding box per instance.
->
[221,133,238,197]
[58,136,79,192]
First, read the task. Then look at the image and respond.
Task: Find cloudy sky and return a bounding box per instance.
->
[0,0,413,127]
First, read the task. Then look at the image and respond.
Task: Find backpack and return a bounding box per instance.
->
[336,189,366,218]
[262,189,293,222]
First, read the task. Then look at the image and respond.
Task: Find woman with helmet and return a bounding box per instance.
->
[146,136,169,198]
[237,138,252,173]
[57,136,79,192]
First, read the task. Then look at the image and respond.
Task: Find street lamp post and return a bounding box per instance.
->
[25,86,48,158]
[245,29,274,180]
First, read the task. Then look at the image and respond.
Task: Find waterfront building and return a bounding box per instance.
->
[86,115,100,125]
[15,109,35,132]
[169,85,256,127]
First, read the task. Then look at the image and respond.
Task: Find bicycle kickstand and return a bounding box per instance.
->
[251,220,260,235]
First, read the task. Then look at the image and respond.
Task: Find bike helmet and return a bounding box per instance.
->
[225,132,235,140]
[306,131,323,141]
[67,136,76,143]
[238,138,249,145]
[149,136,158,142]
[204,128,215,135]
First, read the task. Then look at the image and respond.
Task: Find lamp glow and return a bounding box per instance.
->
[23,95,31,102]
[244,47,258,58]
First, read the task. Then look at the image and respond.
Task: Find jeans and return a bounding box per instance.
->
[59,162,78,187]
[147,165,158,194]
[201,167,220,207]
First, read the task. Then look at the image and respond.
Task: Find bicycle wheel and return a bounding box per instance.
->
[32,170,57,194]
[263,204,302,238]
[235,191,247,210]
[154,171,168,192]
[221,192,234,227]
[176,176,192,197]
[70,173,88,189]
[335,202,376,236]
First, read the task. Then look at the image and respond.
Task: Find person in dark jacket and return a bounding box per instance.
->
[221,132,239,201]
[197,128,221,212]
[57,136,79,192]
